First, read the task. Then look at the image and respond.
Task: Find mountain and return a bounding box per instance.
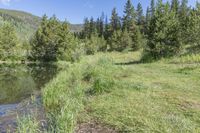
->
[0,8,83,41]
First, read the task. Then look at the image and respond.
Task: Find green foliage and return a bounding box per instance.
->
[184,4,200,46]
[171,0,180,13]
[0,23,18,61]
[145,2,182,60]
[85,34,107,55]
[122,0,136,31]
[82,57,115,94]
[109,30,132,52]
[0,9,40,41]
[43,66,84,133]
[110,8,121,33]
[150,0,155,17]
[129,21,143,50]
[29,15,79,62]
[136,2,145,26]
[17,115,40,133]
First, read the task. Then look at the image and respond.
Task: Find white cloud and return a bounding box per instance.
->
[0,0,11,6]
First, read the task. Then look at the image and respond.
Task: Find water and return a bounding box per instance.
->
[0,63,59,132]
[0,63,58,105]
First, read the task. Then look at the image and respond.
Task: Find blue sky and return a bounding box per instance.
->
[0,0,198,24]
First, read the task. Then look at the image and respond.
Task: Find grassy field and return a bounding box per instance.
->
[18,51,200,133]
[82,52,200,132]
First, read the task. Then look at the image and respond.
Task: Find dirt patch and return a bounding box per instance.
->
[179,100,200,110]
[76,121,117,133]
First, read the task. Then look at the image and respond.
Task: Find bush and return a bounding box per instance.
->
[83,57,116,94]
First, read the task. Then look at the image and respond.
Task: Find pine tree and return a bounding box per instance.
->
[136,2,145,33]
[185,3,200,46]
[180,0,188,15]
[150,0,155,17]
[122,0,136,31]
[136,2,144,25]
[30,15,77,62]
[120,29,132,51]
[83,17,90,38]
[104,16,111,40]
[0,23,18,60]
[179,0,189,44]
[99,12,105,37]
[108,30,121,51]
[145,7,151,34]
[110,8,121,33]
[146,1,182,59]
[129,21,142,50]
[171,0,180,14]
[89,17,96,37]
[96,17,101,36]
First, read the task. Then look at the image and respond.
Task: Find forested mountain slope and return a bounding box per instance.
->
[0,8,82,41]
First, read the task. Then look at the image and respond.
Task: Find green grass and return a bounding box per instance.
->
[17,115,40,133]
[18,51,200,133]
[81,52,200,132]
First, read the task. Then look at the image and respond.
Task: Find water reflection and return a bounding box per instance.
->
[0,63,58,104]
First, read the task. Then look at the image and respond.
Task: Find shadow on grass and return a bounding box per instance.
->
[115,60,142,65]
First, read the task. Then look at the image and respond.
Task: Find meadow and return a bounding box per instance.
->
[17,51,200,133]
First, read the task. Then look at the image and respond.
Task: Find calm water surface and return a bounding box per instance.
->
[0,63,59,105]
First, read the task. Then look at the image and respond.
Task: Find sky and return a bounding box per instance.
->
[0,0,198,24]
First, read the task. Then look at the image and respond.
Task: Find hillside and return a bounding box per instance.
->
[0,8,82,41]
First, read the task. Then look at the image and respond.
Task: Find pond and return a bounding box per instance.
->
[0,63,60,132]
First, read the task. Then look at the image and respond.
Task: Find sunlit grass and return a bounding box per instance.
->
[20,51,200,133]
[17,115,40,133]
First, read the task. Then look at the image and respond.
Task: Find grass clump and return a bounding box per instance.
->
[17,115,40,133]
[83,57,116,94]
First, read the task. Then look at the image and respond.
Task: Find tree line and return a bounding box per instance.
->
[78,0,200,61]
[1,0,200,62]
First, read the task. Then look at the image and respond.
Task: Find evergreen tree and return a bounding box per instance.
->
[179,0,189,44]
[136,2,144,25]
[150,0,155,17]
[89,17,96,36]
[104,16,111,40]
[122,0,136,31]
[145,7,151,34]
[30,15,77,62]
[96,17,101,36]
[185,3,200,46]
[110,8,121,33]
[146,1,182,59]
[0,23,18,60]
[85,31,107,54]
[109,29,133,52]
[108,30,121,51]
[179,0,188,20]
[129,21,142,50]
[83,17,90,38]
[120,29,132,51]
[99,12,105,37]
[171,0,180,14]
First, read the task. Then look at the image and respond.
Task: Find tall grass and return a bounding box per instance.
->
[16,51,200,132]
[17,115,40,133]
[41,56,117,132]
[42,64,84,133]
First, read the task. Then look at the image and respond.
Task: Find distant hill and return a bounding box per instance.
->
[0,8,82,41]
